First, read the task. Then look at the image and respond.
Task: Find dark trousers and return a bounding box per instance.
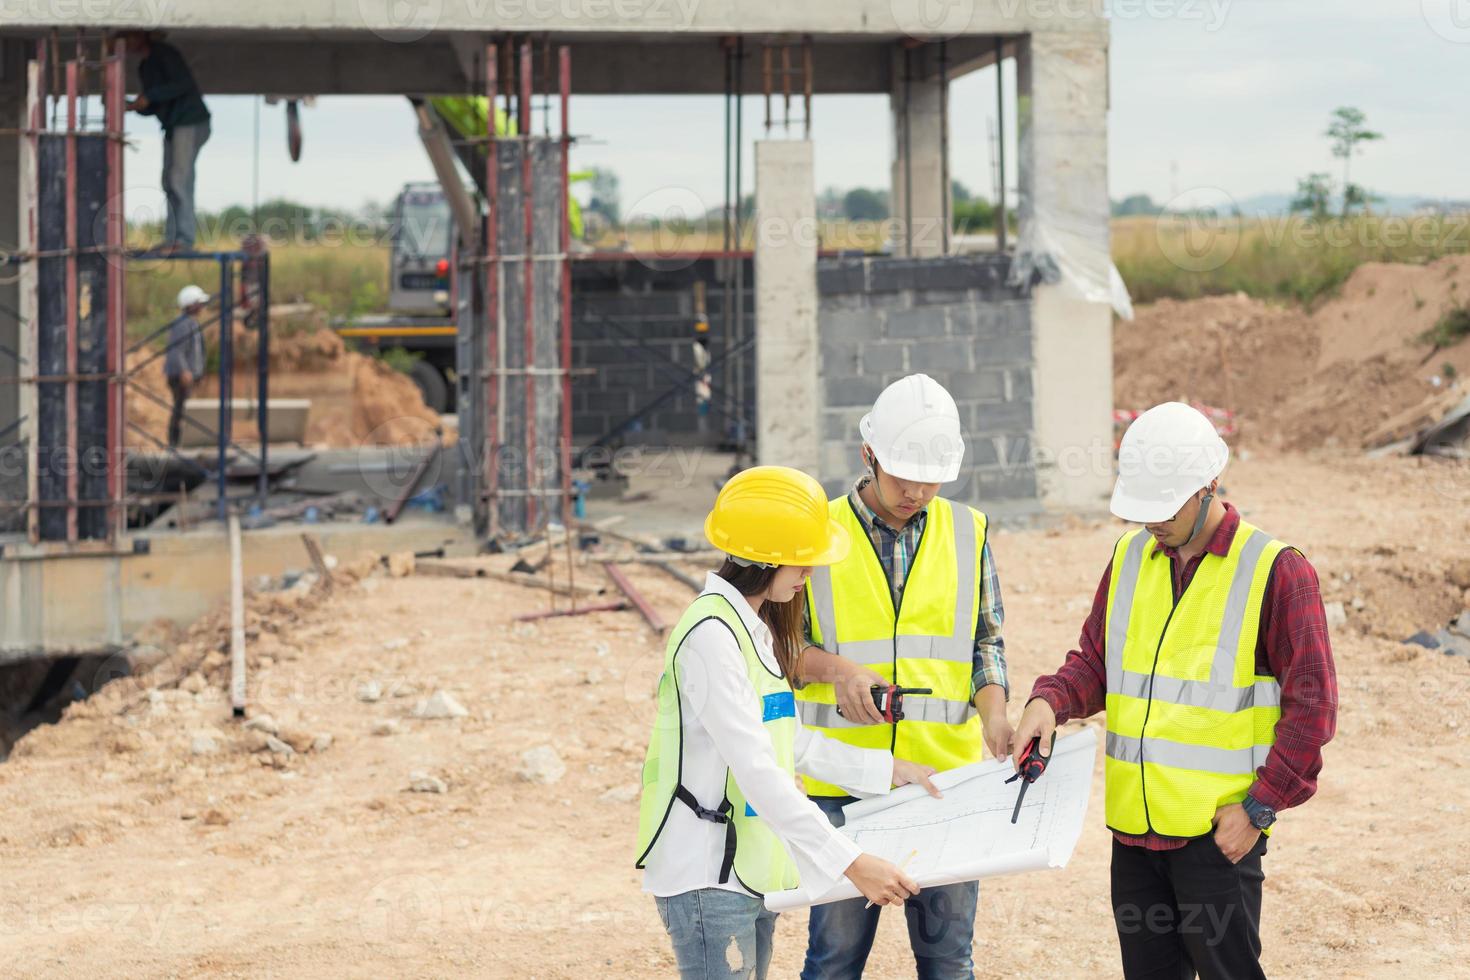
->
[1111,835,1267,980]
[166,375,191,448]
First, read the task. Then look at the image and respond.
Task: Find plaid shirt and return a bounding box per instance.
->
[804,478,1009,698]
[1030,504,1339,850]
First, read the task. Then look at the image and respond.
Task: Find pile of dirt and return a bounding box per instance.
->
[1116,256,1470,450]
[125,306,442,449]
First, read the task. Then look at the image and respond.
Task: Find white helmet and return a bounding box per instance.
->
[859,374,965,483]
[176,284,209,309]
[1111,402,1229,523]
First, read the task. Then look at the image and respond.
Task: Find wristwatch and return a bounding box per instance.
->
[1241,794,1277,830]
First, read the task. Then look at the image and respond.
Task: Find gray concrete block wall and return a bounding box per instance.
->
[571,258,755,447]
[816,254,1038,508]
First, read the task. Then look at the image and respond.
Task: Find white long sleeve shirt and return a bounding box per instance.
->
[641,572,895,899]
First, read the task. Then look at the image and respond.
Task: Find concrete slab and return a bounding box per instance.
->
[0,516,470,662]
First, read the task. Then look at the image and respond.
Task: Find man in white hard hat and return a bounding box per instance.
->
[796,373,1011,979]
[164,285,209,448]
[1014,402,1338,980]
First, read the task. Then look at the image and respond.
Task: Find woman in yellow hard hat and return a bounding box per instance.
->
[635,465,941,979]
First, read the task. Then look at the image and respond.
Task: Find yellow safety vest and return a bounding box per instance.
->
[1103,521,1289,838]
[635,593,800,896]
[797,496,987,797]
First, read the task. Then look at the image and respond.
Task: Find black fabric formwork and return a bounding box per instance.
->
[35,133,111,541]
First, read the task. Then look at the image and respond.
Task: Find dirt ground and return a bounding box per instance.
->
[1115,256,1470,450]
[2,448,1469,978]
[126,307,444,450]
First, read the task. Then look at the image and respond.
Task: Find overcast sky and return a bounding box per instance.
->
[119,1,1469,222]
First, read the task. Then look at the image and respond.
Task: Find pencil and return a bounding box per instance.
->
[864,848,919,909]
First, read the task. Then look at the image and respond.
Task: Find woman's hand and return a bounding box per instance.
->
[843,853,919,907]
[891,758,942,798]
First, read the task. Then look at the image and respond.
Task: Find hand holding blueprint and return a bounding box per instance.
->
[766,727,1097,911]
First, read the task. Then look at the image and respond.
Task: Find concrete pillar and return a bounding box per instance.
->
[889,46,949,259]
[754,140,819,474]
[1016,32,1114,513]
[0,40,26,438]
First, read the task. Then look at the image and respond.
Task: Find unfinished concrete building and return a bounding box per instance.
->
[0,3,1114,661]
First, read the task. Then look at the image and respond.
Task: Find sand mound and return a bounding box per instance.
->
[1116,256,1470,449]
[125,306,440,449]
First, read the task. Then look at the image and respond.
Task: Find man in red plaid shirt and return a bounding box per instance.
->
[1014,402,1338,980]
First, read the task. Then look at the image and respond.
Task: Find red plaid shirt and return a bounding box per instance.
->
[1031,504,1338,850]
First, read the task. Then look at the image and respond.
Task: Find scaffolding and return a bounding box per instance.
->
[0,36,274,545]
[453,38,573,540]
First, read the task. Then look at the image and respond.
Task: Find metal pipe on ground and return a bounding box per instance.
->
[602,561,668,634]
[229,514,246,717]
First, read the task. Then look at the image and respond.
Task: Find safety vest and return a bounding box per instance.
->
[1103,522,1289,838]
[797,496,987,797]
[635,592,801,896]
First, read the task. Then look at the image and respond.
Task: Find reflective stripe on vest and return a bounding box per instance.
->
[634,592,800,896]
[1103,522,1288,839]
[797,496,986,796]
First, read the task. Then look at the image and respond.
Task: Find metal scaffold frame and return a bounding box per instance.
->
[1,35,275,545]
[462,37,573,541]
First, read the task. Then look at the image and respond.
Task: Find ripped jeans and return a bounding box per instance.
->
[655,888,778,980]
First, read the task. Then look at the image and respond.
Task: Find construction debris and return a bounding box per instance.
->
[412,691,469,720]
[518,745,566,785]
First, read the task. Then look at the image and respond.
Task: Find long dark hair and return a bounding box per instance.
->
[716,559,805,685]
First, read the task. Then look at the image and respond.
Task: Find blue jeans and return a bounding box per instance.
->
[656,888,778,979]
[162,121,210,247]
[802,797,979,980]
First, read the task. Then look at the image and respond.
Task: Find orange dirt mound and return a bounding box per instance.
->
[125,307,440,449]
[1116,257,1470,449]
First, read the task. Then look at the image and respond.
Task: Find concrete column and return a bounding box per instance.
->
[754,140,819,474]
[1016,32,1114,513]
[889,46,949,259]
[0,40,27,437]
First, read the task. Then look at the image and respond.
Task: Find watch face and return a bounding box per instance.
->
[1253,808,1276,828]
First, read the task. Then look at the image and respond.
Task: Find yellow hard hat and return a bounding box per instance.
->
[704,466,850,567]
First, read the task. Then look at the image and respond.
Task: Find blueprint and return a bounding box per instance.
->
[765,727,1097,912]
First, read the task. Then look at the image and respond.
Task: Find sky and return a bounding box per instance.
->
[117,0,1470,222]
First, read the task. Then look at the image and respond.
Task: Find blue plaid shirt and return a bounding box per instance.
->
[804,478,1009,699]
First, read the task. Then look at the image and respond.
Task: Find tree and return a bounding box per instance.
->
[1325,107,1382,216]
[1289,173,1333,220]
[586,167,621,226]
[842,187,888,221]
[1112,194,1161,217]
[951,180,973,204]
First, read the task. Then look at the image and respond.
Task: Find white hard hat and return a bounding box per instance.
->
[176,284,209,309]
[1111,402,1229,523]
[859,374,965,483]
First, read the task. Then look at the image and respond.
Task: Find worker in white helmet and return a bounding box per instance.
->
[1015,402,1338,980]
[795,373,1011,979]
[164,285,209,448]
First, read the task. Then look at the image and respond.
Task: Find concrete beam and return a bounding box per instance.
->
[97,37,905,96]
[753,140,819,474]
[1015,31,1113,514]
[0,519,470,661]
[0,2,1108,40]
